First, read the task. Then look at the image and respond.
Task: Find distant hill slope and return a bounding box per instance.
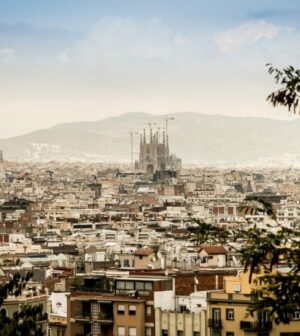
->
[1,112,300,165]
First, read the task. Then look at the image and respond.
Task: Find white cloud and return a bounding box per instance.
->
[0,48,16,62]
[173,32,189,46]
[58,49,70,63]
[58,17,189,66]
[214,20,291,52]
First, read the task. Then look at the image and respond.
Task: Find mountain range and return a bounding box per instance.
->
[1,112,300,166]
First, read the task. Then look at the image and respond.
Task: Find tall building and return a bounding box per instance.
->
[137,128,181,173]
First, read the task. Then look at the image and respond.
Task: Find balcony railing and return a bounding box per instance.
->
[240,320,272,331]
[74,314,91,321]
[208,319,222,329]
[97,313,113,323]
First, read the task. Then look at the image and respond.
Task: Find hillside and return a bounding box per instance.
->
[1,112,299,165]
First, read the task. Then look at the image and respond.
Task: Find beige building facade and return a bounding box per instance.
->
[155,308,207,336]
[207,271,300,336]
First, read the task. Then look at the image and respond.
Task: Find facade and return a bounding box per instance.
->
[138,128,181,173]
[155,308,207,336]
[67,274,173,336]
[2,291,48,334]
[49,292,68,336]
[68,292,145,336]
[133,248,160,270]
[198,246,227,268]
[207,271,300,336]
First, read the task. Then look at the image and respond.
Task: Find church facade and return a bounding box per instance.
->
[137,128,181,173]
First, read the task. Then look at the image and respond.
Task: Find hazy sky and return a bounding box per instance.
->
[0,0,300,138]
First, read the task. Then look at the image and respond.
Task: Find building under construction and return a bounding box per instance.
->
[137,127,181,173]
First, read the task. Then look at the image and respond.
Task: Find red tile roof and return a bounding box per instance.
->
[199,246,227,255]
[134,248,154,256]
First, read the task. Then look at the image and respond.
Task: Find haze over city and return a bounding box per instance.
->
[1,0,300,138]
[2,2,300,336]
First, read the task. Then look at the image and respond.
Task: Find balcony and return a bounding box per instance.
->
[208,319,222,329]
[74,314,91,322]
[96,313,113,324]
[240,320,272,331]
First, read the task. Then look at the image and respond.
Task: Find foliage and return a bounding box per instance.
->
[188,220,229,245]
[190,199,300,324]
[0,273,45,336]
[267,64,300,114]
[245,222,300,324]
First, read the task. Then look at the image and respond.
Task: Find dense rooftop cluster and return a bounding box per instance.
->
[0,161,300,335]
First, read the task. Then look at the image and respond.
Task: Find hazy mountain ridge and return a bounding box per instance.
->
[1,112,300,165]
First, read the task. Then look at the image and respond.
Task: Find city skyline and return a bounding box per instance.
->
[0,0,300,137]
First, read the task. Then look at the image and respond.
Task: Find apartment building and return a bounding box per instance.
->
[67,273,173,336]
[207,271,300,336]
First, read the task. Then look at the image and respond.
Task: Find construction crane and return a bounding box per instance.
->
[140,116,175,138]
[130,130,140,170]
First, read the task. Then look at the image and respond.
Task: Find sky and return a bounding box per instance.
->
[0,0,300,138]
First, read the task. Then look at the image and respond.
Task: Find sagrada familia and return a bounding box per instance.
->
[137,127,181,173]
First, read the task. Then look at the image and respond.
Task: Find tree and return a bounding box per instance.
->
[191,199,300,324]
[0,273,46,336]
[267,64,300,114]
[188,220,229,245]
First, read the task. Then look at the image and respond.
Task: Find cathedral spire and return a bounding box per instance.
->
[166,135,169,154]
[150,126,153,144]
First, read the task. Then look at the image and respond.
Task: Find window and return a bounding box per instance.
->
[193,333,200,336]
[226,333,234,336]
[292,311,300,320]
[117,326,125,336]
[161,330,168,336]
[124,259,130,267]
[116,281,125,289]
[179,305,187,313]
[233,284,240,292]
[129,305,136,315]
[136,282,144,290]
[146,305,152,316]
[125,281,134,290]
[226,309,234,320]
[117,305,125,315]
[177,331,183,336]
[212,308,221,321]
[146,327,152,336]
[145,282,153,290]
[129,327,136,336]
[212,332,221,336]
[82,302,91,317]
[139,255,143,259]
